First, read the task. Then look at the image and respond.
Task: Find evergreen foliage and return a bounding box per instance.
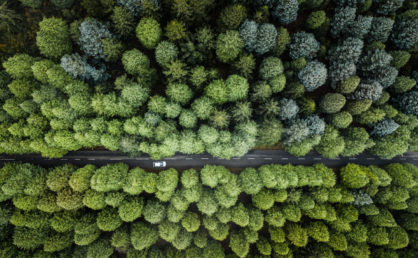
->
[0,162,416,256]
[0,0,416,161]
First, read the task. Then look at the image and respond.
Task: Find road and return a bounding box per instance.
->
[0,150,417,169]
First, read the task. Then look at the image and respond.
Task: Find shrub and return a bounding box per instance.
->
[297,61,327,92]
[289,32,320,60]
[36,18,72,59]
[272,0,299,25]
[216,30,244,63]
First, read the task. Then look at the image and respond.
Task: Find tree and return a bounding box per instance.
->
[259,57,284,81]
[278,98,299,120]
[239,20,277,55]
[315,125,345,158]
[78,18,112,59]
[166,82,193,105]
[320,93,346,114]
[118,196,144,222]
[18,0,42,8]
[155,41,178,67]
[3,54,36,79]
[121,49,150,76]
[306,10,326,30]
[204,79,228,104]
[298,60,327,92]
[111,6,135,37]
[289,32,319,60]
[136,17,161,49]
[36,18,72,59]
[216,30,244,63]
[130,221,158,251]
[226,74,249,102]
[90,163,128,192]
[218,4,247,30]
[272,0,299,25]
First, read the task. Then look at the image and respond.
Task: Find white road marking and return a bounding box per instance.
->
[264,158,272,160]
[248,158,255,160]
[110,158,122,161]
[331,158,340,160]
[349,158,357,160]
[281,158,288,160]
[135,158,149,160]
[88,158,96,161]
[185,158,193,160]
[74,159,80,160]
[60,159,67,161]
[313,158,322,160]
[201,158,209,160]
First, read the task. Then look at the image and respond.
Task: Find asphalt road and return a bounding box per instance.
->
[0,150,417,169]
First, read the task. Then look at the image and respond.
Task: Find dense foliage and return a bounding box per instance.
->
[0,161,417,257]
[0,0,416,160]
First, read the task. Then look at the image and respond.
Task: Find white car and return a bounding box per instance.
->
[153,161,166,168]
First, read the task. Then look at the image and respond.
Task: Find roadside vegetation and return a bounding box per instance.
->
[0,0,416,159]
[0,161,417,257]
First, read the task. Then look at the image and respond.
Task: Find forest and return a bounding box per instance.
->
[0,162,417,257]
[0,0,416,159]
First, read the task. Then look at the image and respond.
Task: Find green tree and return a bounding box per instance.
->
[216,30,244,63]
[136,17,161,49]
[36,18,72,59]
